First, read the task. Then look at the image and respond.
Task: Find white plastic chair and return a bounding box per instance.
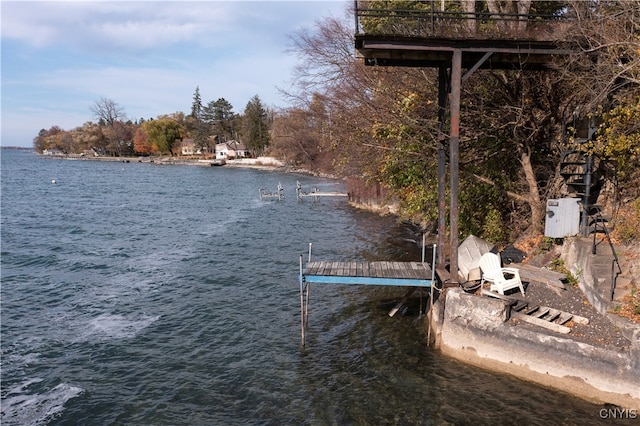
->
[479,252,525,296]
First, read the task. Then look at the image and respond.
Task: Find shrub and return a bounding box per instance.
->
[612,199,640,244]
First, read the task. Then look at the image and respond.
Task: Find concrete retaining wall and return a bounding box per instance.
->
[562,238,611,314]
[433,288,640,409]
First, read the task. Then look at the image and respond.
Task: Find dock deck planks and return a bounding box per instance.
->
[302,261,434,287]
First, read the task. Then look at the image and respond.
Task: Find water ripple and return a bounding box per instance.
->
[0,151,614,425]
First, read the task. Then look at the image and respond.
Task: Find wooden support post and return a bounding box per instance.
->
[437,65,448,269]
[449,49,462,284]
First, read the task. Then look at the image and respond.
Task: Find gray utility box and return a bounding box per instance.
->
[545,198,581,238]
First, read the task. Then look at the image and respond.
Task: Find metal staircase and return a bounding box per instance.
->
[559,146,621,300]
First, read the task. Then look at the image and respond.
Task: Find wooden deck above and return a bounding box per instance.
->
[353,2,580,70]
[355,35,575,70]
[302,261,434,287]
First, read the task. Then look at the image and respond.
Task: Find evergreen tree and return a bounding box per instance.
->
[189,86,210,152]
[242,95,270,156]
[202,98,237,143]
[191,86,203,120]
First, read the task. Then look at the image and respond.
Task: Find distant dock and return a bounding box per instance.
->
[296,181,348,200]
[259,182,284,200]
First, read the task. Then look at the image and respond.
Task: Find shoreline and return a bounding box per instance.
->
[38,153,288,169]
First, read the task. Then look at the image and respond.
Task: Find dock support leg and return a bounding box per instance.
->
[305,283,310,327]
[299,255,306,346]
[427,244,437,347]
[304,244,312,327]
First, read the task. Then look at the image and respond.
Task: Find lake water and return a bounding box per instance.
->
[1,150,612,425]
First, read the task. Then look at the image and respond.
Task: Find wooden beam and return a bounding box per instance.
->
[517,263,567,289]
[511,311,571,334]
[388,287,418,317]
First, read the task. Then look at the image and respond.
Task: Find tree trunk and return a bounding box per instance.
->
[520,147,544,235]
[486,0,510,32]
[516,0,532,33]
[461,1,477,35]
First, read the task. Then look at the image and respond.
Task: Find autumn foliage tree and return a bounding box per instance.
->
[33,126,65,153]
[133,126,153,154]
[141,117,184,155]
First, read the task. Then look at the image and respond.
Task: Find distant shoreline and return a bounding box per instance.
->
[8,147,345,182]
[1,146,34,151]
[25,150,288,171]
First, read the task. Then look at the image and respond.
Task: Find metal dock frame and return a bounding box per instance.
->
[298,243,437,346]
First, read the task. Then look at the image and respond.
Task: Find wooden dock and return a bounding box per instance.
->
[296,181,348,200]
[297,243,438,346]
[297,191,348,199]
[303,261,434,287]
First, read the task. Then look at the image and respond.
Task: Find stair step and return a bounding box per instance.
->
[524,305,540,315]
[534,308,551,318]
[512,300,529,312]
[546,310,561,322]
[616,276,633,287]
[557,312,573,325]
[613,285,632,302]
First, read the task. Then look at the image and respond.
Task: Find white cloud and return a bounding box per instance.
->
[1,1,349,146]
[3,2,229,51]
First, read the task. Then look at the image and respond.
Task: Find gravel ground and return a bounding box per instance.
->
[501,280,633,351]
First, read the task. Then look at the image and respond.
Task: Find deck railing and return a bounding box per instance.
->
[354,0,572,41]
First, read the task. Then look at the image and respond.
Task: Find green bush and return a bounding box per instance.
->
[550,258,579,286]
[481,208,505,244]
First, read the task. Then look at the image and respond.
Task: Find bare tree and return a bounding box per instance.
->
[90,97,126,126]
[557,1,640,201]
[561,0,640,110]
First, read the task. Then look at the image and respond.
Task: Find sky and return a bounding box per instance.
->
[1,0,349,147]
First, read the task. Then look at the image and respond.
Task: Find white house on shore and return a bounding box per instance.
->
[215,140,250,160]
[180,138,248,159]
[42,149,65,156]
